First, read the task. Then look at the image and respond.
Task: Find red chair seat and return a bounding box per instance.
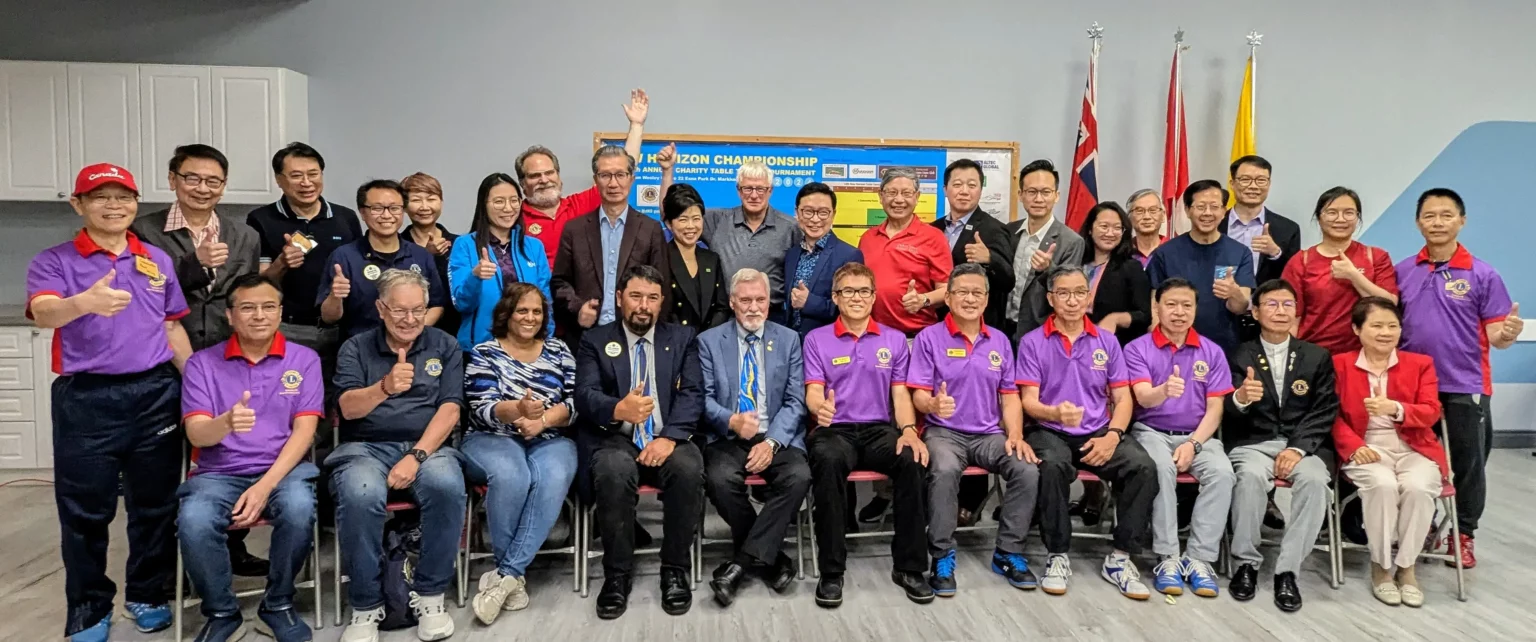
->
[1175,473,1197,483]
[1439,484,1455,499]
[385,501,416,512]
[961,466,988,476]
[1077,471,1100,482]
[638,485,662,496]
[846,471,890,483]
[1274,479,1292,489]
[744,475,767,486]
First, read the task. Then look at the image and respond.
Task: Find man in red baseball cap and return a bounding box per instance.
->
[28,163,194,641]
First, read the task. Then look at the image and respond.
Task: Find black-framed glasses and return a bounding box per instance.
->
[176,173,225,189]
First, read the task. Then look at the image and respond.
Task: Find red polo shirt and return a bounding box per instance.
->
[859,218,953,335]
[522,185,601,266]
[1280,241,1397,354]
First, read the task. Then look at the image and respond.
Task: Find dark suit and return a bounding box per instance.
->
[1220,210,1301,342]
[932,209,1016,330]
[575,320,705,575]
[131,208,260,351]
[400,224,461,337]
[1004,218,1085,342]
[1086,257,1152,346]
[1223,338,1338,462]
[552,207,669,345]
[782,235,862,336]
[665,243,730,331]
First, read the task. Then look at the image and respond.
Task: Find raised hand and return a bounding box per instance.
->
[615,383,654,425]
[578,299,600,328]
[1030,242,1057,272]
[429,232,453,256]
[229,390,255,433]
[474,248,498,280]
[1251,223,1280,258]
[1057,400,1084,428]
[329,264,351,300]
[623,88,649,125]
[816,389,837,427]
[382,348,414,395]
[656,143,677,172]
[934,382,956,419]
[1164,365,1186,399]
[1329,257,1358,282]
[791,281,810,310]
[78,269,133,317]
[1503,302,1524,340]
[1211,272,1241,302]
[196,237,229,268]
[964,234,990,264]
[901,280,926,314]
[1235,367,1265,405]
[280,233,306,268]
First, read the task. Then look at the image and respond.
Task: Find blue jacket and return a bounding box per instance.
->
[696,320,807,452]
[448,232,552,352]
[783,235,862,336]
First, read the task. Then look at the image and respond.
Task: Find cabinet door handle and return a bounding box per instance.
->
[57,192,66,199]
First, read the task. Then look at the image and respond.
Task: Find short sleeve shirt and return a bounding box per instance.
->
[523,185,600,267]
[1014,315,1131,436]
[181,334,325,476]
[317,237,446,339]
[802,319,909,425]
[1124,327,1234,433]
[26,231,189,375]
[702,206,799,307]
[1281,242,1398,354]
[1396,244,1512,395]
[333,326,465,443]
[905,316,1016,435]
[245,198,363,325]
[1146,233,1256,354]
[859,220,954,335]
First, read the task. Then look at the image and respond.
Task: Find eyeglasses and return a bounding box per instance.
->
[834,287,874,298]
[489,197,521,210]
[949,289,987,300]
[1092,223,1124,234]
[363,205,404,216]
[1321,209,1359,221]
[1190,204,1225,214]
[1234,176,1270,188]
[738,186,771,195]
[88,193,138,206]
[797,207,833,220]
[233,303,280,316]
[1130,206,1165,216]
[1050,289,1090,301]
[881,189,918,199]
[596,171,632,184]
[1261,300,1296,311]
[176,173,225,189]
[1023,188,1056,200]
[284,170,322,183]
[383,305,429,320]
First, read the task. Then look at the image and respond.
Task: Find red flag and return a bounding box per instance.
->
[1161,43,1190,236]
[1064,50,1099,231]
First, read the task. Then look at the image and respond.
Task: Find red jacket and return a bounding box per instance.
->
[1331,350,1448,477]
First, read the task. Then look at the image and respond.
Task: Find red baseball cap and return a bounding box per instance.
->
[73,163,139,197]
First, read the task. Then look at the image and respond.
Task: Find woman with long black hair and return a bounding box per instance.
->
[1077,201,1152,345]
[449,173,552,352]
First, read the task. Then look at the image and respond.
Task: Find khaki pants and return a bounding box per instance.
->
[1343,440,1441,570]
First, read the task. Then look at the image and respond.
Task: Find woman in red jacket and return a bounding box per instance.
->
[1332,296,1446,608]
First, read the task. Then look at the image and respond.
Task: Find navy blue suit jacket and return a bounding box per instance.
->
[782,235,862,336]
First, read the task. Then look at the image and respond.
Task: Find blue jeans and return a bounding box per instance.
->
[462,432,578,577]
[326,441,466,610]
[177,462,319,617]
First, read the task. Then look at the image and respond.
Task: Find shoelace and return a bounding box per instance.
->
[409,592,446,616]
[936,552,957,578]
[1046,555,1071,577]
[348,608,384,625]
[1110,558,1142,581]
[1185,559,1215,581]
[1003,552,1029,571]
[1153,558,1182,576]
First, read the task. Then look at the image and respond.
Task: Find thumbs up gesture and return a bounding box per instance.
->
[195,237,229,268]
[1363,379,1397,418]
[1329,256,1359,282]
[1236,366,1265,405]
[1502,302,1524,340]
[428,231,453,257]
[791,280,810,310]
[578,299,601,328]
[964,234,991,264]
[816,389,837,427]
[80,269,133,317]
[615,382,654,425]
[901,279,926,314]
[280,233,306,268]
[1030,242,1057,272]
[655,142,677,172]
[329,264,351,300]
[1252,223,1280,258]
[1211,269,1241,302]
[934,382,956,419]
[474,247,498,280]
[382,348,414,395]
[516,388,545,421]
[228,391,256,433]
[1163,365,1186,399]
[1057,400,1084,428]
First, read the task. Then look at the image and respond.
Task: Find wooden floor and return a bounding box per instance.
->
[4,451,1535,641]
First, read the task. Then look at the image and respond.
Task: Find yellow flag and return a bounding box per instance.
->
[1228,55,1256,206]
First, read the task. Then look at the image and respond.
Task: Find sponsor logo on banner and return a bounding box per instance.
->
[822,164,848,178]
[849,165,878,179]
[639,185,661,205]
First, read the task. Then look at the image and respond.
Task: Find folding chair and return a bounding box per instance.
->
[457,486,581,606]
[578,486,702,597]
[1216,478,1343,589]
[695,474,811,585]
[1068,470,1195,542]
[806,466,996,579]
[173,443,324,642]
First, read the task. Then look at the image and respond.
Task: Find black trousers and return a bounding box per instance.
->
[1438,393,1489,536]
[1026,427,1157,555]
[590,432,705,575]
[53,363,181,635]
[807,422,928,575]
[704,437,812,567]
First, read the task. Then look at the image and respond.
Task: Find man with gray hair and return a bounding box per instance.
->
[1126,188,1167,267]
[329,268,467,641]
[516,88,651,265]
[859,167,953,336]
[694,267,810,606]
[701,161,799,324]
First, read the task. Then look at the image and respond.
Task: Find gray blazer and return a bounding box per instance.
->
[695,319,807,451]
[1004,217,1085,342]
[131,208,261,350]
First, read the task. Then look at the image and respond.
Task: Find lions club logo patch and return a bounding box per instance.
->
[1291,379,1310,396]
[988,350,1002,368]
[1092,348,1109,370]
[876,347,892,365]
[1192,360,1209,381]
[529,223,543,235]
[1445,278,1471,299]
[147,271,167,289]
[424,358,444,377]
[281,369,303,393]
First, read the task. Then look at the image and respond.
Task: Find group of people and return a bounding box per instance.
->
[28,88,1520,642]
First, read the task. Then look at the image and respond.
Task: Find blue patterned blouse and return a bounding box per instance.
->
[465,337,577,439]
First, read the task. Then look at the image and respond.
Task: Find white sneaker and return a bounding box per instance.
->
[502,574,529,612]
[473,570,512,625]
[1041,554,1072,595]
[340,606,384,642]
[1101,553,1151,600]
[410,592,455,641]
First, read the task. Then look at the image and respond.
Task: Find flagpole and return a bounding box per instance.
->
[1171,28,1188,234]
[1246,30,1263,144]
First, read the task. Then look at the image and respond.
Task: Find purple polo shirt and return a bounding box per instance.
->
[182,333,325,476]
[803,318,909,425]
[905,315,1016,435]
[1124,326,1235,433]
[26,230,189,375]
[1014,315,1130,436]
[1395,244,1512,395]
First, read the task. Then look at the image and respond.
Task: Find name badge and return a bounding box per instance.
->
[831,356,852,366]
[946,348,967,358]
[134,255,161,278]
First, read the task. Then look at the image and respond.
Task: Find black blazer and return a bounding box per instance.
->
[1218,209,1301,289]
[400,223,461,337]
[665,242,730,331]
[1086,258,1151,346]
[932,209,1016,330]
[130,209,261,351]
[551,207,669,345]
[1222,337,1339,465]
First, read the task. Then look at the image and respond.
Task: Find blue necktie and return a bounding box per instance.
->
[632,338,654,449]
[738,334,761,418]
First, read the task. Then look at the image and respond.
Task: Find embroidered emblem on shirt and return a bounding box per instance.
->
[1092,348,1109,370]
[605,341,622,357]
[831,356,851,366]
[281,369,303,393]
[876,347,892,365]
[529,223,543,235]
[409,264,422,274]
[147,271,167,290]
[1291,379,1310,396]
[1192,360,1209,381]
[363,264,382,280]
[425,358,444,377]
[988,350,1002,368]
[1445,278,1471,299]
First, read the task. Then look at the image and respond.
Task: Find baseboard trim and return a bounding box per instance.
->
[1493,431,1536,449]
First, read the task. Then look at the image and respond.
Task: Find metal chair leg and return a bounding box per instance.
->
[459,493,474,609]
[174,542,185,642]
[807,497,820,579]
[1326,488,1340,590]
[568,498,581,594]
[580,504,595,598]
[312,517,324,629]
[795,496,807,580]
[332,524,344,626]
[1448,497,1467,601]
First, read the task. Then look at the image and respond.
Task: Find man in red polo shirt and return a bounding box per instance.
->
[515,88,653,266]
[859,168,953,336]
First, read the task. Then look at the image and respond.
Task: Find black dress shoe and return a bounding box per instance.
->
[857,496,890,523]
[661,567,692,615]
[596,574,633,620]
[710,562,747,607]
[815,575,844,608]
[761,552,797,594]
[1230,564,1258,601]
[1273,572,1302,612]
[229,544,271,578]
[892,570,935,604]
[1263,496,1288,530]
[634,521,654,548]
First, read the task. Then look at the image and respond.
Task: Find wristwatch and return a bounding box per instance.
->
[1106,426,1126,437]
[766,438,782,454]
[407,448,429,463]
[899,424,919,434]
[1185,438,1203,455]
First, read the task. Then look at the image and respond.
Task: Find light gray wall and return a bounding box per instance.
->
[2,0,1534,304]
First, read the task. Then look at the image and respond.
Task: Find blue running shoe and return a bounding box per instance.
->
[1182,556,1220,598]
[1152,557,1184,595]
[929,549,957,597]
[990,549,1038,590]
[124,602,172,633]
[70,616,111,642]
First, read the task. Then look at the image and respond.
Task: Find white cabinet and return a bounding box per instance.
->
[139,65,211,203]
[0,61,71,201]
[0,326,50,469]
[0,60,307,205]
